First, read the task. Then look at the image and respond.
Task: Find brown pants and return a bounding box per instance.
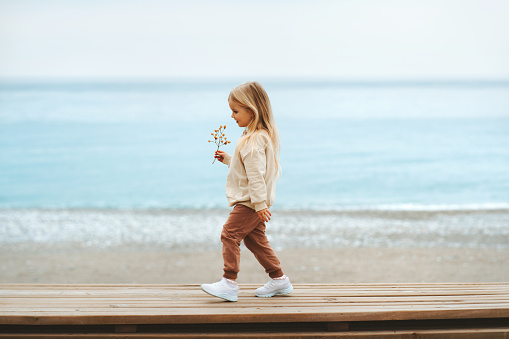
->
[221,204,284,280]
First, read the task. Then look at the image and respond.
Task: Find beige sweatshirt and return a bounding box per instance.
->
[222,130,277,212]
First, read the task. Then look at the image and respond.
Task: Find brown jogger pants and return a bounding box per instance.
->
[221,204,284,280]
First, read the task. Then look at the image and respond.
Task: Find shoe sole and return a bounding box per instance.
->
[255,285,293,298]
[200,285,238,302]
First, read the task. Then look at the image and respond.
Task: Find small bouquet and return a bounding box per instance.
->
[208,125,231,163]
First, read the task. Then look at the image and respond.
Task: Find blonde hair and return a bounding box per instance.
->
[229,81,281,177]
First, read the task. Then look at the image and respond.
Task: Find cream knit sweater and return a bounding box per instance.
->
[222,130,277,212]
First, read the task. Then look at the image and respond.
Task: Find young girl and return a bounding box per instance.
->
[201,81,293,302]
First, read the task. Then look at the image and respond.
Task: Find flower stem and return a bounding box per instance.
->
[212,145,220,164]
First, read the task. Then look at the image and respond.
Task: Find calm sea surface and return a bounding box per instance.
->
[1,80,508,211]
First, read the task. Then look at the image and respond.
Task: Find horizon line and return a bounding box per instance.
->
[1,76,509,86]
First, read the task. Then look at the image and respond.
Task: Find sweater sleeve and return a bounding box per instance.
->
[223,153,232,167]
[240,136,268,211]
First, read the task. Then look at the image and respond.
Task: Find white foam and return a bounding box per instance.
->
[1,208,508,250]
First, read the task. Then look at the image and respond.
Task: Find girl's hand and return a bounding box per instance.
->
[257,208,271,222]
[215,150,227,163]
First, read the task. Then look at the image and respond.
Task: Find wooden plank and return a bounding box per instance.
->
[2,283,507,290]
[2,284,509,295]
[9,292,498,298]
[0,305,504,313]
[1,328,509,338]
[2,284,507,292]
[2,295,509,304]
[0,303,509,314]
[2,293,508,301]
[1,310,509,326]
[3,297,509,307]
[1,285,507,292]
[3,287,499,294]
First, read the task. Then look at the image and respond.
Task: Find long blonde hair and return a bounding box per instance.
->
[229,81,280,177]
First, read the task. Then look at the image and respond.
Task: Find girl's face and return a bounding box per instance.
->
[229,100,253,128]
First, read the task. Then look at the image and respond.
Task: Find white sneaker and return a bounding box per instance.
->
[255,276,293,297]
[201,278,239,302]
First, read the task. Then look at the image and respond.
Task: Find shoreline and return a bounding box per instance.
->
[2,206,509,213]
[2,208,508,284]
[2,208,508,250]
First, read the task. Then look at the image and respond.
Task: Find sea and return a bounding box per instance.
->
[1,80,508,249]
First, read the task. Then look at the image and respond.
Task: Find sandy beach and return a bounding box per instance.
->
[1,208,508,284]
[1,244,508,284]
[0,246,509,284]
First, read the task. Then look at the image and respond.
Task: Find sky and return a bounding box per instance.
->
[1,0,508,80]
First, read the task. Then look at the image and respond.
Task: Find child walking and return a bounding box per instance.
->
[201,81,293,302]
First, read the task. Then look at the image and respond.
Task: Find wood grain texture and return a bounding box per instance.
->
[1,283,509,327]
[1,284,509,338]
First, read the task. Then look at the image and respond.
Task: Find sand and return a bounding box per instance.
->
[1,244,508,284]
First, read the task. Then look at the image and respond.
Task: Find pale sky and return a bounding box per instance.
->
[1,0,508,80]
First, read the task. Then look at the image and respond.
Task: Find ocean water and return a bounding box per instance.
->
[1,80,508,211]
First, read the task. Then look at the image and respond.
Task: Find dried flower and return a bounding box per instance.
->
[209,124,230,164]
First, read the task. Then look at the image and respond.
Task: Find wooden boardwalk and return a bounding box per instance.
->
[1,283,509,338]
